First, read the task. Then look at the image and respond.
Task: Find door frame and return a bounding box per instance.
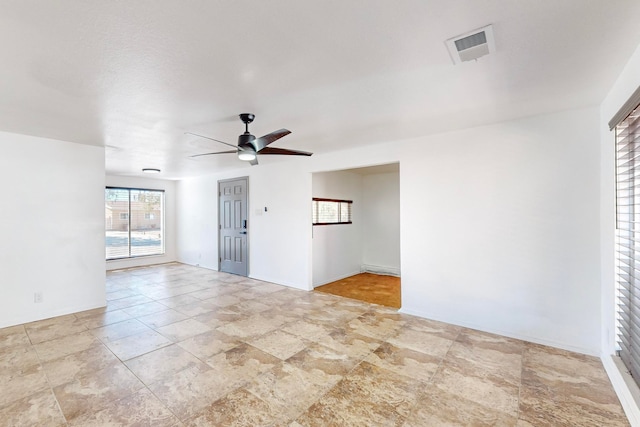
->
[218,176,249,276]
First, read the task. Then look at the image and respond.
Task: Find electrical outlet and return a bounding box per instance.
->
[34,292,43,303]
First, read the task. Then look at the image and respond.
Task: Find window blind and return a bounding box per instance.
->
[615,98,640,386]
[312,198,353,225]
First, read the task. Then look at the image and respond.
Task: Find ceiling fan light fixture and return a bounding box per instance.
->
[238,149,256,161]
[142,168,161,174]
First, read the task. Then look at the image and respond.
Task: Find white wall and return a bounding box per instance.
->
[361,172,400,275]
[176,175,219,270]
[176,162,313,289]
[177,107,602,356]
[105,175,177,271]
[600,42,640,426]
[400,108,601,355]
[0,131,105,328]
[312,170,363,287]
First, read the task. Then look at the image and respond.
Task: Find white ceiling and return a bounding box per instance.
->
[2,1,640,180]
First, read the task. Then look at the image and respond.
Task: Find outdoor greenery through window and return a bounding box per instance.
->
[312,198,353,225]
[105,187,165,260]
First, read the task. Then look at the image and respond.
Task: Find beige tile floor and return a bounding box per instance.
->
[0,262,630,426]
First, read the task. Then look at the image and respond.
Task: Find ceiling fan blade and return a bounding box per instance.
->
[190,150,237,158]
[258,147,312,156]
[249,157,259,166]
[185,132,238,149]
[253,129,291,151]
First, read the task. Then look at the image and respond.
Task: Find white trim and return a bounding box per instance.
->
[602,355,640,426]
[360,264,400,277]
[0,302,106,329]
[312,270,362,289]
[398,306,599,356]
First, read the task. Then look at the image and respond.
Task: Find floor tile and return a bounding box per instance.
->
[403,387,517,427]
[25,316,88,344]
[364,342,442,383]
[228,299,273,314]
[33,331,100,362]
[156,318,212,342]
[0,364,50,407]
[178,329,241,359]
[147,364,237,421]
[173,300,218,317]
[431,360,520,417]
[282,318,334,342]
[445,328,524,386]
[216,313,286,338]
[91,318,152,343]
[287,342,360,376]
[347,312,404,340]
[313,327,381,360]
[53,363,145,421]
[205,343,280,385]
[41,343,121,387]
[184,387,283,427]
[103,329,172,361]
[0,263,630,426]
[208,293,243,307]
[77,309,133,330]
[402,316,462,340]
[137,308,190,329]
[0,389,66,427]
[296,361,423,427]
[156,294,202,308]
[0,325,31,350]
[192,307,244,329]
[125,344,210,385]
[0,344,40,371]
[246,329,309,360]
[68,388,179,426]
[246,362,343,422]
[386,327,454,357]
[108,294,155,310]
[122,301,171,317]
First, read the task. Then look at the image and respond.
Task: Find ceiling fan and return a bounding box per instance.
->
[186,113,312,166]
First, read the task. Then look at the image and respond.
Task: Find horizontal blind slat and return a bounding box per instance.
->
[616,98,640,389]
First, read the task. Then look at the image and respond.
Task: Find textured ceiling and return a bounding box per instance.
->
[1,1,640,179]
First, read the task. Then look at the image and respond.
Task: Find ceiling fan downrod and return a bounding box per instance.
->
[239,113,255,134]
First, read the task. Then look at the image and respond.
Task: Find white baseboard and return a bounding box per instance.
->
[0,301,106,329]
[360,264,400,276]
[602,355,640,426]
[398,306,599,356]
[313,270,362,288]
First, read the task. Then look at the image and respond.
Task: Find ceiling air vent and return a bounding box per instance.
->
[445,24,495,64]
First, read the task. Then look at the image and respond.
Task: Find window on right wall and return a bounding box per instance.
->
[611,86,640,388]
[312,198,353,225]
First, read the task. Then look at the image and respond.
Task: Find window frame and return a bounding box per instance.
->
[613,93,640,388]
[312,197,353,226]
[105,186,165,260]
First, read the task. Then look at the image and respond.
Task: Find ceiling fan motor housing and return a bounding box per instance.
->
[238,133,256,151]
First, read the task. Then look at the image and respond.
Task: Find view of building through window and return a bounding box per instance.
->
[312,198,353,225]
[105,188,164,259]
